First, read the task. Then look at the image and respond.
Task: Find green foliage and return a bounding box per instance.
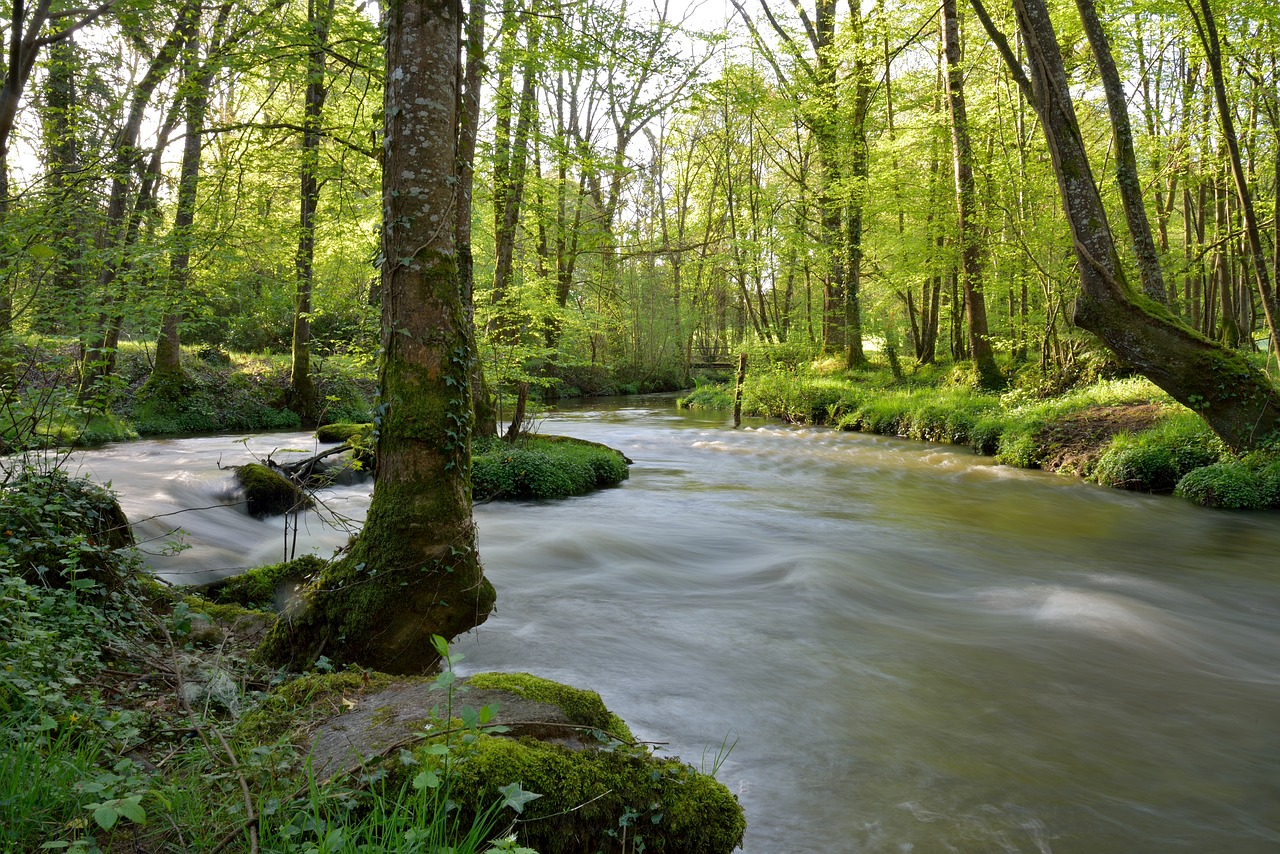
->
[128,351,303,436]
[0,470,135,589]
[676,382,733,411]
[1092,414,1222,492]
[741,371,863,425]
[208,555,325,611]
[472,436,630,500]
[1174,462,1267,510]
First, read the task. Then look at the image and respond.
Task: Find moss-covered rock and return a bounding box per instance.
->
[259,671,745,854]
[438,734,744,854]
[234,463,312,517]
[315,422,372,444]
[465,672,633,741]
[472,435,630,500]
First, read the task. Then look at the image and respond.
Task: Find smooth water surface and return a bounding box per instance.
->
[68,400,1280,852]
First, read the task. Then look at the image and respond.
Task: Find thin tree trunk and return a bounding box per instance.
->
[942,0,1000,387]
[1075,0,1169,304]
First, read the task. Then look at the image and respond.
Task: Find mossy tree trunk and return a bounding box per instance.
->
[457,0,497,437]
[991,0,1280,453]
[261,0,494,674]
[941,0,1001,389]
[288,0,336,427]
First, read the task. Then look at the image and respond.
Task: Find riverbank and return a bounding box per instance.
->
[0,467,742,852]
[680,363,1280,510]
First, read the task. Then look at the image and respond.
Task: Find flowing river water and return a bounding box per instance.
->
[66,398,1280,852]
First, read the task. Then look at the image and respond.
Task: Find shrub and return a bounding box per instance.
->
[1258,461,1280,508]
[1174,462,1266,510]
[1093,440,1180,491]
[0,470,135,589]
[1092,414,1222,492]
[995,430,1040,468]
[676,383,733,411]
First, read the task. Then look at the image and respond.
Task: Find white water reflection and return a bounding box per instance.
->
[66,399,1280,852]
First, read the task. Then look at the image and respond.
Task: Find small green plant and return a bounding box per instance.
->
[1174,462,1266,510]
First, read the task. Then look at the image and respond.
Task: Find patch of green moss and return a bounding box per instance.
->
[236,670,398,744]
[466,672,632,742]
[472,435,629,500]
[234,463,312,518]
[407,734,745,854]
[315,422,372,444]
[206,555,326,610]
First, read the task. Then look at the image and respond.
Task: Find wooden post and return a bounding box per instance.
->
[732,353,747,427]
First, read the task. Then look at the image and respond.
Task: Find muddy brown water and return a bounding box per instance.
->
[67,398,1280,852]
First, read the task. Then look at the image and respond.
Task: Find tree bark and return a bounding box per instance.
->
[261,0,494,674]
[991,0,1280,452]
[941,0,1001,388]
[1074,0,1169,305]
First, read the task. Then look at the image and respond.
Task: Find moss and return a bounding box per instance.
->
[472,435,629,501]
[465,672,633,742]
[406,734,745,854]
[206,555,326,610]
[235,670,397,744]
[234,463,312,518]
[315,422,372,444]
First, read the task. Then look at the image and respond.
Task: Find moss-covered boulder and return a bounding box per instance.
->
[233,463,312,517]
[315,422,372,444]
[472,435,630,500]
[248,671,745,854]
[0,470,135,588]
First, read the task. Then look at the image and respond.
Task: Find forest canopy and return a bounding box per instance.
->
[1,0,1278,443]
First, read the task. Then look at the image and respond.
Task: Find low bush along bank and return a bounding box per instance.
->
[1,471,742,853]
[680,364,1280,510]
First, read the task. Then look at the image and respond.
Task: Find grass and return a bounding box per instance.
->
[683,356,1280,510]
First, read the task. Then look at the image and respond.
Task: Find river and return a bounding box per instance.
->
[67,398,1280,852]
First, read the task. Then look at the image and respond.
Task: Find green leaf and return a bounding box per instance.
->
[117,797,146,823]
[93,805,119,830]
[497,782,542,814]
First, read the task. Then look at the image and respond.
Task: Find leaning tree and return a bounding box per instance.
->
[970,0,1280,452]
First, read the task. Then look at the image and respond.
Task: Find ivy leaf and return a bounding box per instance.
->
[498,782,542,814]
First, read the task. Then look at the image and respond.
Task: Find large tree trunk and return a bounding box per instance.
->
[997,0,1280,452]
[261,0,494,674]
